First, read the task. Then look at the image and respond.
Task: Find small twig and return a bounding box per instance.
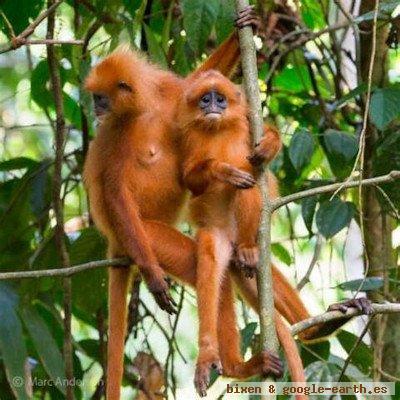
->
[0,258,130,280]
[337,316,374,382]
[272,170,400,211]
[297,235,323,290]
[291,303,400,336]
[0,0,64,54]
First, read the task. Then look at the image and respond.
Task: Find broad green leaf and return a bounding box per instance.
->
[0,0,45,36]
[0,158,39,172]
[301,341,330,367]
[305,360,341,382]
[70,228,107,314]
[20,306,66,395]
[215,0,235,44]
[333,83,368,109]
[301,196,317,234]
[271,243,292,266]
[29,161,50,219]
[288,128,315,172]
[240,322,258,355]
[0,284,29,400]
[274,65,312,93]
[323,129,358,180]
[334,277,384,292]
[182,0,219,55]
[316,198,355,238]
[143,24,168,67]
[370,88,400,130]
[337,331,373,375]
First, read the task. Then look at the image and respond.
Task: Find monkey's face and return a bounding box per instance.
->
[198,90,227,121]
[92,80,133,116]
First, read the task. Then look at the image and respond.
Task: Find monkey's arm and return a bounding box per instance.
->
[194,5,258,79]
[102,171,176,313]
[183,159,256,196]
[248,124,283,171]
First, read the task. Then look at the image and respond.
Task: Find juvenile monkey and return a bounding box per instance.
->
[177,70,284,395]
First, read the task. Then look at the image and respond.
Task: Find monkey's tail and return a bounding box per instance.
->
[107,266,133,400]
[275,313,308,400]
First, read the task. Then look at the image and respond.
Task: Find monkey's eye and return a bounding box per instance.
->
[199,94,211,108]
[217,96,224,103]
[117,81,132,92]
[201,95,210,103]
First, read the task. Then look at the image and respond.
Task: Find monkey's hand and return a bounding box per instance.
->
[142,271,177,314]
[258,350,284,378]
[235,5,260,32]
[236,243,259,278]
[327,298,373,315]
[213,162,256,189]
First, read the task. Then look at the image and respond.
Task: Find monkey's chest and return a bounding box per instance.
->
[134,143,163,166]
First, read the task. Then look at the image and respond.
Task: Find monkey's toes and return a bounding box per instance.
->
[148,280,177,314]
[261,350,284,378]
[328,298,373,315]
[194,358,222,397]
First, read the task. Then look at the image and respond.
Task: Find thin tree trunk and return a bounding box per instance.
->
[359,0,399,380]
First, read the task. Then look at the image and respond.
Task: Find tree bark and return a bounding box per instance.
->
[359,0,399,380]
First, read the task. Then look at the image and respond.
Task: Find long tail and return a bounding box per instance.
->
[107,266,132,400]
[275,314,308,400]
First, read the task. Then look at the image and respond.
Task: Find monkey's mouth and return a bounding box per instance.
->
[204,112,222,120]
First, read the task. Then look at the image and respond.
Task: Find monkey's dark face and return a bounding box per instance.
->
[198,90,227,120]
[93,80,133,116]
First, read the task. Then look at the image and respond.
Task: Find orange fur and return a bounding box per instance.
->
[177,71,291,395]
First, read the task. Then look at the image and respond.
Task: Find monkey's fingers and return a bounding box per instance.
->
[227,170,256,188]
[235,5,260,30]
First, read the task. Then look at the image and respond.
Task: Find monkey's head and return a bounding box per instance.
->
[85,46,154,117]
[179,70,246,129]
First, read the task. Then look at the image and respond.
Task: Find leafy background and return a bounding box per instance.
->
[0,0,400,399]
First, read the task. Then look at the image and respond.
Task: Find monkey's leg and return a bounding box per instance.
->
[234,187,262,277]
[217,275,283,379]
[107,245,133,400]
[194,228,231,397]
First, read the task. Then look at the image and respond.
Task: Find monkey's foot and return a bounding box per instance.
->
[194,357,222,397]
[248,143,274,167]
[146,276,177,315]
[236,244,259,278]
[235,5,260,30]
[258,350,284,378]
[328,298,373,315]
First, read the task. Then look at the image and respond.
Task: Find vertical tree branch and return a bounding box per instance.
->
[235,0,279,383]
[46,1,74,398]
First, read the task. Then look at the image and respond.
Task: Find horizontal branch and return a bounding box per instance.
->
[272,170,400,211]
[291,303,400,336]
[0,258,130,280]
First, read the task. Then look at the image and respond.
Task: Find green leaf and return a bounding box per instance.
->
[274,65,312,93]
[215,0,235,44]
[240,322,258,355]
[70,228,107,314]
[20,306,66,395]
[288,128,315,172]
[271,243,292,266]
[323,129,358,180]
[337,330,373,375]
[334,277,384,292]
[301,196,317,234]
[333,83,368,109]
[0,158,39,172]
[0,284,29,400]
[370,88,400,130]
[0,0,45,36]
[143,24,168,67]
[182,0,219,55]
[316,198,355,239]
[301,341,330,367]
[306,360,341,382]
